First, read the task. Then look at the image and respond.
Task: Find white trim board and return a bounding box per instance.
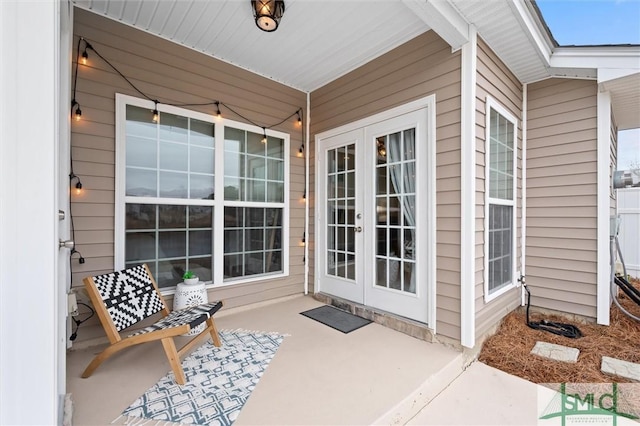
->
[460,26,477,348]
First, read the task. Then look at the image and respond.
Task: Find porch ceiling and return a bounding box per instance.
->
[71,0,430,93]
[71,0,557,93]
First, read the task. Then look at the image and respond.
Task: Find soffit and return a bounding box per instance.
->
[450,0,551,83]
[601,72,640,131]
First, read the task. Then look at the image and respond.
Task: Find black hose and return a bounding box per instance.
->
[524,285,582,339]
[614,275,640,306]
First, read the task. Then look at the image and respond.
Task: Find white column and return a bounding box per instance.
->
[460,26,477,348]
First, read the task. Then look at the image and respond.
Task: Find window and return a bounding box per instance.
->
[116,95,288,289]
[485,98,517,301]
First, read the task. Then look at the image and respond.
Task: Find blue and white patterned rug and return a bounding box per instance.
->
[118,330,285,426]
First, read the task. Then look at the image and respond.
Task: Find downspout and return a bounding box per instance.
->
[304,92,310,295]
[521,83,527,306]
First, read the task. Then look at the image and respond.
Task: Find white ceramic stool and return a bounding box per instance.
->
[173,282,208,336]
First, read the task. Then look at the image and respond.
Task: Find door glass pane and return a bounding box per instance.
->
[326,143,356,281]
[374,127,417,293]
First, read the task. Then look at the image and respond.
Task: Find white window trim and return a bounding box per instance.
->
[484,96,518,303]
[115,94,290,293]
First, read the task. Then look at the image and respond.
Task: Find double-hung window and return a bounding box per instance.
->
[116,94,288,289]
[484,98,517,301]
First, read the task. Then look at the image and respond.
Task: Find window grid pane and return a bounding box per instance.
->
[487,106,515,295]
[125,203,213,288]
[224,127,285,203]
[223,206,283,279]
[125,105,215,200]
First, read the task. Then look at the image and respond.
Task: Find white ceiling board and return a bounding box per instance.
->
[72,0,429,92]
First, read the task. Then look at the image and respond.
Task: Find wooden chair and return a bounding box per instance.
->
[81,264,223,385]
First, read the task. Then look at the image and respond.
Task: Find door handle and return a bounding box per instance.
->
[59,239,75,250]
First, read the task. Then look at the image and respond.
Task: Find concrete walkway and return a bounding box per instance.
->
[407,362,546,425]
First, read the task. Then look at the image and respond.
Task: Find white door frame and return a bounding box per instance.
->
[0,1,65,423]
[315,95,437,328]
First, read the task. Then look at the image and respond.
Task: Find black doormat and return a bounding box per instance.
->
[300,305,372,333]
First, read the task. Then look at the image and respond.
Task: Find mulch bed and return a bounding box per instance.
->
[478,278,640,384]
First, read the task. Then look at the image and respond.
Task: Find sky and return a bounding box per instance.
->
[536,0,640,170]
[536,0,640,46]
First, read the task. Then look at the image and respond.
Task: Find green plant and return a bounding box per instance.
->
[182,270,196,280]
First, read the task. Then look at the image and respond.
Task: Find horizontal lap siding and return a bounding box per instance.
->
[474,38,523,340]
[71,8,307,313]
[310,31,462,340]
[526,78,598,318]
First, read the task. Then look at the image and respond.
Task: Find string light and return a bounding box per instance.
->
[69,172,83,195]
[261,127,267,144]
[215,101,222,118]
[301,232,306,246]
[71,99,82,121]
[81,49,88,65]
[297,144,304,157]
[152,101,159,122]
[296,110,302,126]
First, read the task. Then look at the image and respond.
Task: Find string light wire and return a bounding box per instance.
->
[80,37,303,132]
[72,37,309,268]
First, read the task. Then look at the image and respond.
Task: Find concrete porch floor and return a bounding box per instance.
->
[66,295,544,425]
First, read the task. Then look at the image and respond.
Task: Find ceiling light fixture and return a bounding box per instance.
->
[251,0,285,32]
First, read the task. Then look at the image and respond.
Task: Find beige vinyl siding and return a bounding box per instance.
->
[71,8,307,312]
[474,38,523,340]
[310,30,462,340]
[526,78,598,318]
[610,112,618,216]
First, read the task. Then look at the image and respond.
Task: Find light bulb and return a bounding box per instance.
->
[74,106,82,121]
[81,50,88,65]
[152,109,159,122]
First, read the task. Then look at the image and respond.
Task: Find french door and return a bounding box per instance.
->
[317,107,431,324]
[317,129,364,303]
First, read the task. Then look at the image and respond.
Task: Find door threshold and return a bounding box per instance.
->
[313,293,435,342]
